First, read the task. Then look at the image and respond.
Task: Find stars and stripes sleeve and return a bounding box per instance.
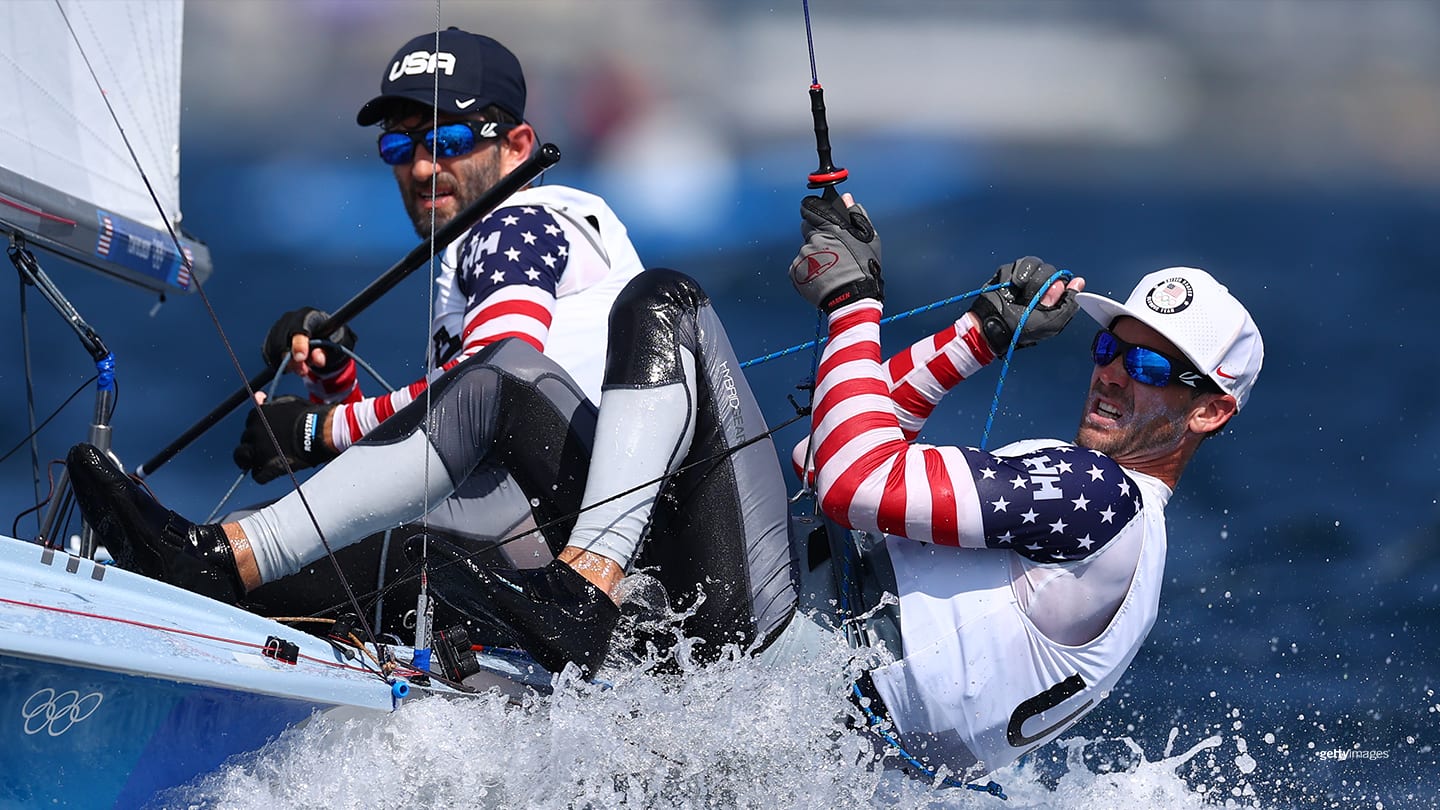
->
[323,205,570,451]
[451,205,566,353]
[810,299,1137,562]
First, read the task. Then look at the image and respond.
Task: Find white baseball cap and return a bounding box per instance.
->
[1075,267,1263,410]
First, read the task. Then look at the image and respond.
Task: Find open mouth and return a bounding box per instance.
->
[1095,401,1122,420]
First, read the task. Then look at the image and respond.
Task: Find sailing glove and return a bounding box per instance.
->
[232,395,338,484]
[790,193,883,314]
[262,307,357,375]
[966,256,1078,354]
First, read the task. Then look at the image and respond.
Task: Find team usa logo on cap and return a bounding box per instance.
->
[389,50,456,82]
[1144,278,1193,315]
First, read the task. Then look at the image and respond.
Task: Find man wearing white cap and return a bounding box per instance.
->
[772,191,1265,781]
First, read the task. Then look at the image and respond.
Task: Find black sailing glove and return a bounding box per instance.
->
[789,194,883,313]
[232,395,337,484]
[966,256,1078,354]
[262,307,357,375]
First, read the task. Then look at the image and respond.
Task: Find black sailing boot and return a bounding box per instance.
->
[416,536,619,677]
[65,443,245,604]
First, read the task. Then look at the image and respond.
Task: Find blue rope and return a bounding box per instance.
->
[978,268,1073,449]
[738,283,1007,369]
[742,273,1072,449]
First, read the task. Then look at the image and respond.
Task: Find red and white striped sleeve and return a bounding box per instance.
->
[884,314,995,439]
[298,357,363,406]
[791,310,993,480]
[809,300,995,547]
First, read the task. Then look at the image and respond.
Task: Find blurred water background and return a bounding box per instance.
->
[2,1,1437,807]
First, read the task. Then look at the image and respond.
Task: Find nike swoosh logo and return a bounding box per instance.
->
[455,98,477,109]
[1214,366,1238,380]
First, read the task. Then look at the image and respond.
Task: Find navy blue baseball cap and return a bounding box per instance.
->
[356,28,526,126]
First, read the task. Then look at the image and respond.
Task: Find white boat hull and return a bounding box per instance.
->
[0,533,409,806]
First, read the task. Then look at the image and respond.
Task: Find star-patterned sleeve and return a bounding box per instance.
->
[957,445,1139,562]
[452,204,567,353]
[809,299,1137,562]
[323,204,571,451]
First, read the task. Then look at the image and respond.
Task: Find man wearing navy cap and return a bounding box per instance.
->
[225,29,647,632]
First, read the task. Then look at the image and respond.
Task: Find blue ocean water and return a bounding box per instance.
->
[2,160,1436,806]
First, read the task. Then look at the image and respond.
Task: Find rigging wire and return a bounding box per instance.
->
[0,372,100,467]
[0,373,107,540]
[201,342,395,525]
[10,461,70,541]
[793,0,849,511]
[18,275,42,528]
[410,6,449,677]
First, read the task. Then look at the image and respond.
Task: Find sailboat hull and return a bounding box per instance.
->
[0,654,323,807]
[0,533,405,806]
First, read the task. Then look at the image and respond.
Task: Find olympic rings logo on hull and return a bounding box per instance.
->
[21,688,104,736]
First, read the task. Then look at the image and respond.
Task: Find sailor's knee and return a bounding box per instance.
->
[613,268,709,318]
[604,269,710,387]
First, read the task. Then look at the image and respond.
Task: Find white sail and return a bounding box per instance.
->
[0,0,210,293]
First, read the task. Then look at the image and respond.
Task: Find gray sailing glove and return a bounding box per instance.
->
[966,256,1077,353]
[789,194,883,313]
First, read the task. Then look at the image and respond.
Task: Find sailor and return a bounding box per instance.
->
[771,192,1263,778]
[242,27,642,479]
[65,191,1262,782]
[230,28,646,629]
[66,266,797,671]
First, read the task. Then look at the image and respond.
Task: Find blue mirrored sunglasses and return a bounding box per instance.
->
[1091,329,1213,389]
[377,121,515,166]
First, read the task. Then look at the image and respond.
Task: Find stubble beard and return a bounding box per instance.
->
[1075,389,1188,461]
[405,152,503,239]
